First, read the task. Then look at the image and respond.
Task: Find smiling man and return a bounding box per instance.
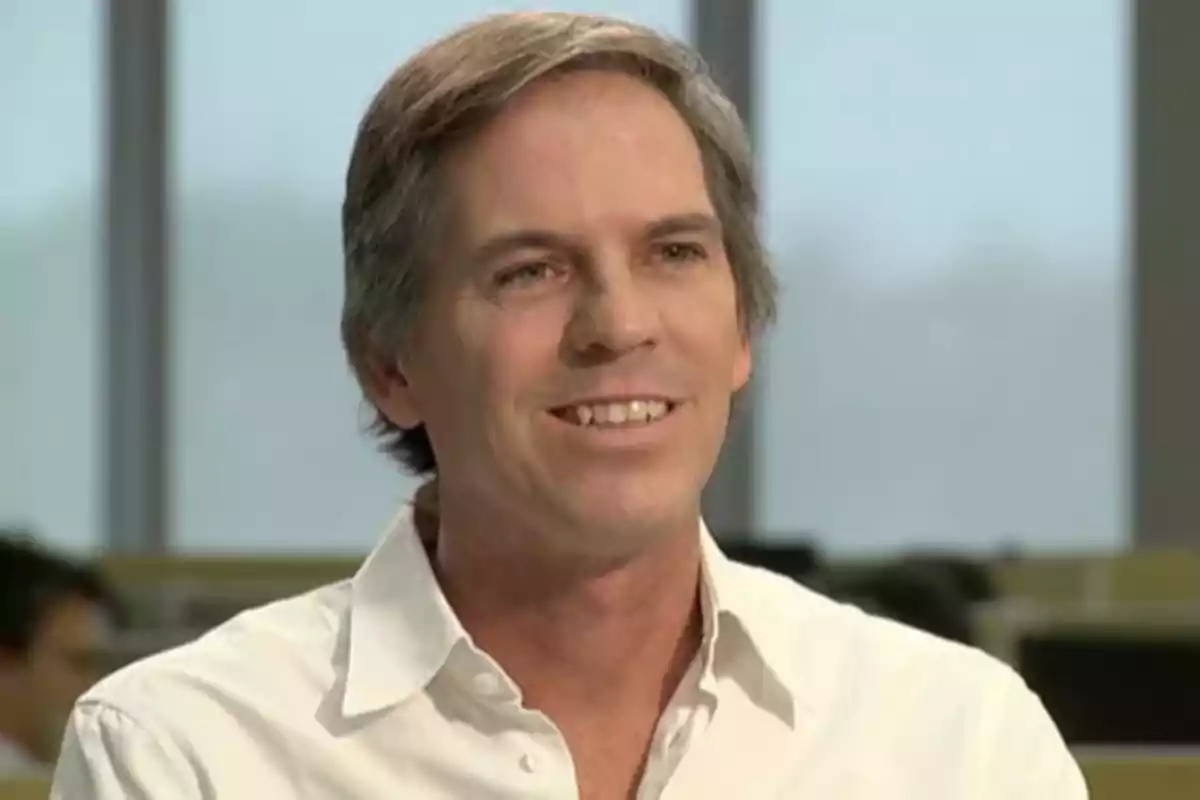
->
[52,11,1086,800]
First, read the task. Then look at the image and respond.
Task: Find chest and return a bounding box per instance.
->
[181,684,984,800]
[557,712,665,800]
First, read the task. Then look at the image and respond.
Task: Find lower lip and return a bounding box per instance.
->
[546,404,683,449]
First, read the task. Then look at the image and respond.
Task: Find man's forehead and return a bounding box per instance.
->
[449,70,710,235]
[494,70,678,132]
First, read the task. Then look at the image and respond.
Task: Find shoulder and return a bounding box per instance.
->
[54,581,357,797]
[727,560,1032,722]
[80,579,351,726]
[727,563,1084,794]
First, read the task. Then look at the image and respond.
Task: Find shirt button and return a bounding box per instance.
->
[472,671,502,697]
[519,752,538,773]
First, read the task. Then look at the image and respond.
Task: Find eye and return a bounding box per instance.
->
[494,260,557,289]
[656,241,708,265]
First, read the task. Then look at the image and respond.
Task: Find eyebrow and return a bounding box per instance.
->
[644,212,723,240]
[469,212,723,266]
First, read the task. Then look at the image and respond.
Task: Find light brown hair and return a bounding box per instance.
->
[341,11,776,475]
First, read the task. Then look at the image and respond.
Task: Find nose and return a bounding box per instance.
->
[564,262,660,363]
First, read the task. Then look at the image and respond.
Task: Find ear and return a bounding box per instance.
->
[363,353,424,430]
[731,336,752,393]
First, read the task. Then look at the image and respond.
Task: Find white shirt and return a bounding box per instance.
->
[51,506,1087,799]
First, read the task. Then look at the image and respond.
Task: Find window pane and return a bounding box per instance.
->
[759,1,1128,554]
[0,3,101,552]
[172,1,688,551]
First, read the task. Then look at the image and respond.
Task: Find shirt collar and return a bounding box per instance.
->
[342,506,802,726]
[341,505,466,717]
[699,524,801,727]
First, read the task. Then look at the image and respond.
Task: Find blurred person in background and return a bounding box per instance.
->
[53,11,1084,799]
[0,534,118,776]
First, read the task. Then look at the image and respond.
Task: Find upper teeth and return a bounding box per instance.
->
[568,399,670,426]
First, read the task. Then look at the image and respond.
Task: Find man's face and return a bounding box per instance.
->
[376,70,750,556]
[0,596,111,761]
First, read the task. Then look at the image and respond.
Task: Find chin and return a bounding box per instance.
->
[556,486,697,549]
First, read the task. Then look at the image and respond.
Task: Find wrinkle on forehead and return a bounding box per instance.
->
[449,70,712,239]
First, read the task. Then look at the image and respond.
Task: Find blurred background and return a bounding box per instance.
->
[2,0,1198,796]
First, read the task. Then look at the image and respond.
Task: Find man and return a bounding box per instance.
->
[52,12,1087,799]
[0,535,116,776]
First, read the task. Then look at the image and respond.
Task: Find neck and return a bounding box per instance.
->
[430,499,704,715]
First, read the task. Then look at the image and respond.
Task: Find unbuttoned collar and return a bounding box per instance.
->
[341,505,466,717]
[342,506,802,727]
[699,524,801,727]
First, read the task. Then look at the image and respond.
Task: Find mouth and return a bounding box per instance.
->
[548,398,679,428]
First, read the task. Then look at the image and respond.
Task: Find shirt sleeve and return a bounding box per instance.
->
[50,701,203,800]
[983,669,1089,799]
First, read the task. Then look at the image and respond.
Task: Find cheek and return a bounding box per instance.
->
[479,332,562,416]
[731,338,752,390]
[670,282,745,381]
[415,317,560,450]
[714,284,749,388]
[463,305,565,402]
